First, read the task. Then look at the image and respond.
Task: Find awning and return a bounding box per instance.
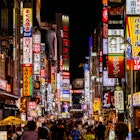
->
[0,90,19,100]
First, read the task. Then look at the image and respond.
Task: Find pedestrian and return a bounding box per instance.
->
[69,125,82,140]
[95,121,106,140]
[55,119,65,140]
[21,120,38,140]
[83,127,95,140]
[63,130,69,140]
[50,120,57,140]
[64,120,71,138]
[38,126,49,140]
[42,122,51,140]
[104,121,113,140]
[11,126,23,140]
[114,122,129,140]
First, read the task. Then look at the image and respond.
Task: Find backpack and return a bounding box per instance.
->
[70,129,81,140]
[15,132,22,140]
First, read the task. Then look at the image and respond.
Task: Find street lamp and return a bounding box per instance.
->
[110,35,134,139]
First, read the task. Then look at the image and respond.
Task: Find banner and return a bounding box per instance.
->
[126,16,140,60]
[23,67,32,96]
[114,90,124,113]
[108,53,125,78]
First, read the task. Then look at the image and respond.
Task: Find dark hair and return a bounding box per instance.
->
[115,122,129,140]
[42,122,47,126]
[99,121,102,125]
[27,120,37,131]
[87,127,92,133]
[38,127,48,139]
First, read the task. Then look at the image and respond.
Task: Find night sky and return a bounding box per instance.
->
[40,0,102,80]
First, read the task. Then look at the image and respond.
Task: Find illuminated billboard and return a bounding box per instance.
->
[23,8,32,37]
[72,78,84,89]
[126,0,140,15]
[114,90,124,113]
[126,16,140,60]
[23,8,33,97]
[108,53,125,78]
[23,67,32,96]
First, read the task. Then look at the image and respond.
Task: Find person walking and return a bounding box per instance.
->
[95,121,106,140]
[55,119,65,140]
[114,122,129,140]
[21,120,38,140]
[42,122,51,140]
[69,125,82,140]
[11,126,23,140]
[83,127,95,140]
[38,126,49,140]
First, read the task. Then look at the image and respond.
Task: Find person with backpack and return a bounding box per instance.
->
[38,126,49,140]
[69,125,82,140]
[11,126,23,140]
[21,120,38,140]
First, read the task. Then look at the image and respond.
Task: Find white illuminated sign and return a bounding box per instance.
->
[108,29,124,53]
[84,70,90,103]
[103,71,115,87]
[23,37,32,66]
[114,90,124,113]
[126,0,140,15]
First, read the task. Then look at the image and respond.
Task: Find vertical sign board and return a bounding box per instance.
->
[126,0,140,15]
[23,8,33,96]
[93,98,101,112]
[102,91,111,108]
[84,69,90,104]
[108,29,124,53]
[23,67,32,96]
[56,73,60,107]
[33,32,41,97]
[51,66,55,94]
[62,16,70,61]
[114,90,124,113]
[133,92,140,106]
[103,71,115,87]
[23,8,32,65]
[62,72,70,101]
[126,16,140,70]
[40,43,46,94]
[127,16,140,59]
[23,37,33,66]
[108,5,124,29]
[108,53,125,78]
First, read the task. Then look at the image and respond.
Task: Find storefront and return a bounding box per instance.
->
[0,90,19,119]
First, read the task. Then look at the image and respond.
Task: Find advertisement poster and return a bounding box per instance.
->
[126,16,140,60]
[0,131,7,140]
[108,53,125,78]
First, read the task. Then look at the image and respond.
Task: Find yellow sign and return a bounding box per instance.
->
[93,98,101,112]
[23,67,32,96]
[126,16,140,59]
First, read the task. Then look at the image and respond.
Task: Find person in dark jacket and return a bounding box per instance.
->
[38,127,49,140]
[55,119,65,140]
[96,121,106,140]
[114,122,129,140]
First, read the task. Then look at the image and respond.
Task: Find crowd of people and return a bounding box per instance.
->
[7,117,133,140]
